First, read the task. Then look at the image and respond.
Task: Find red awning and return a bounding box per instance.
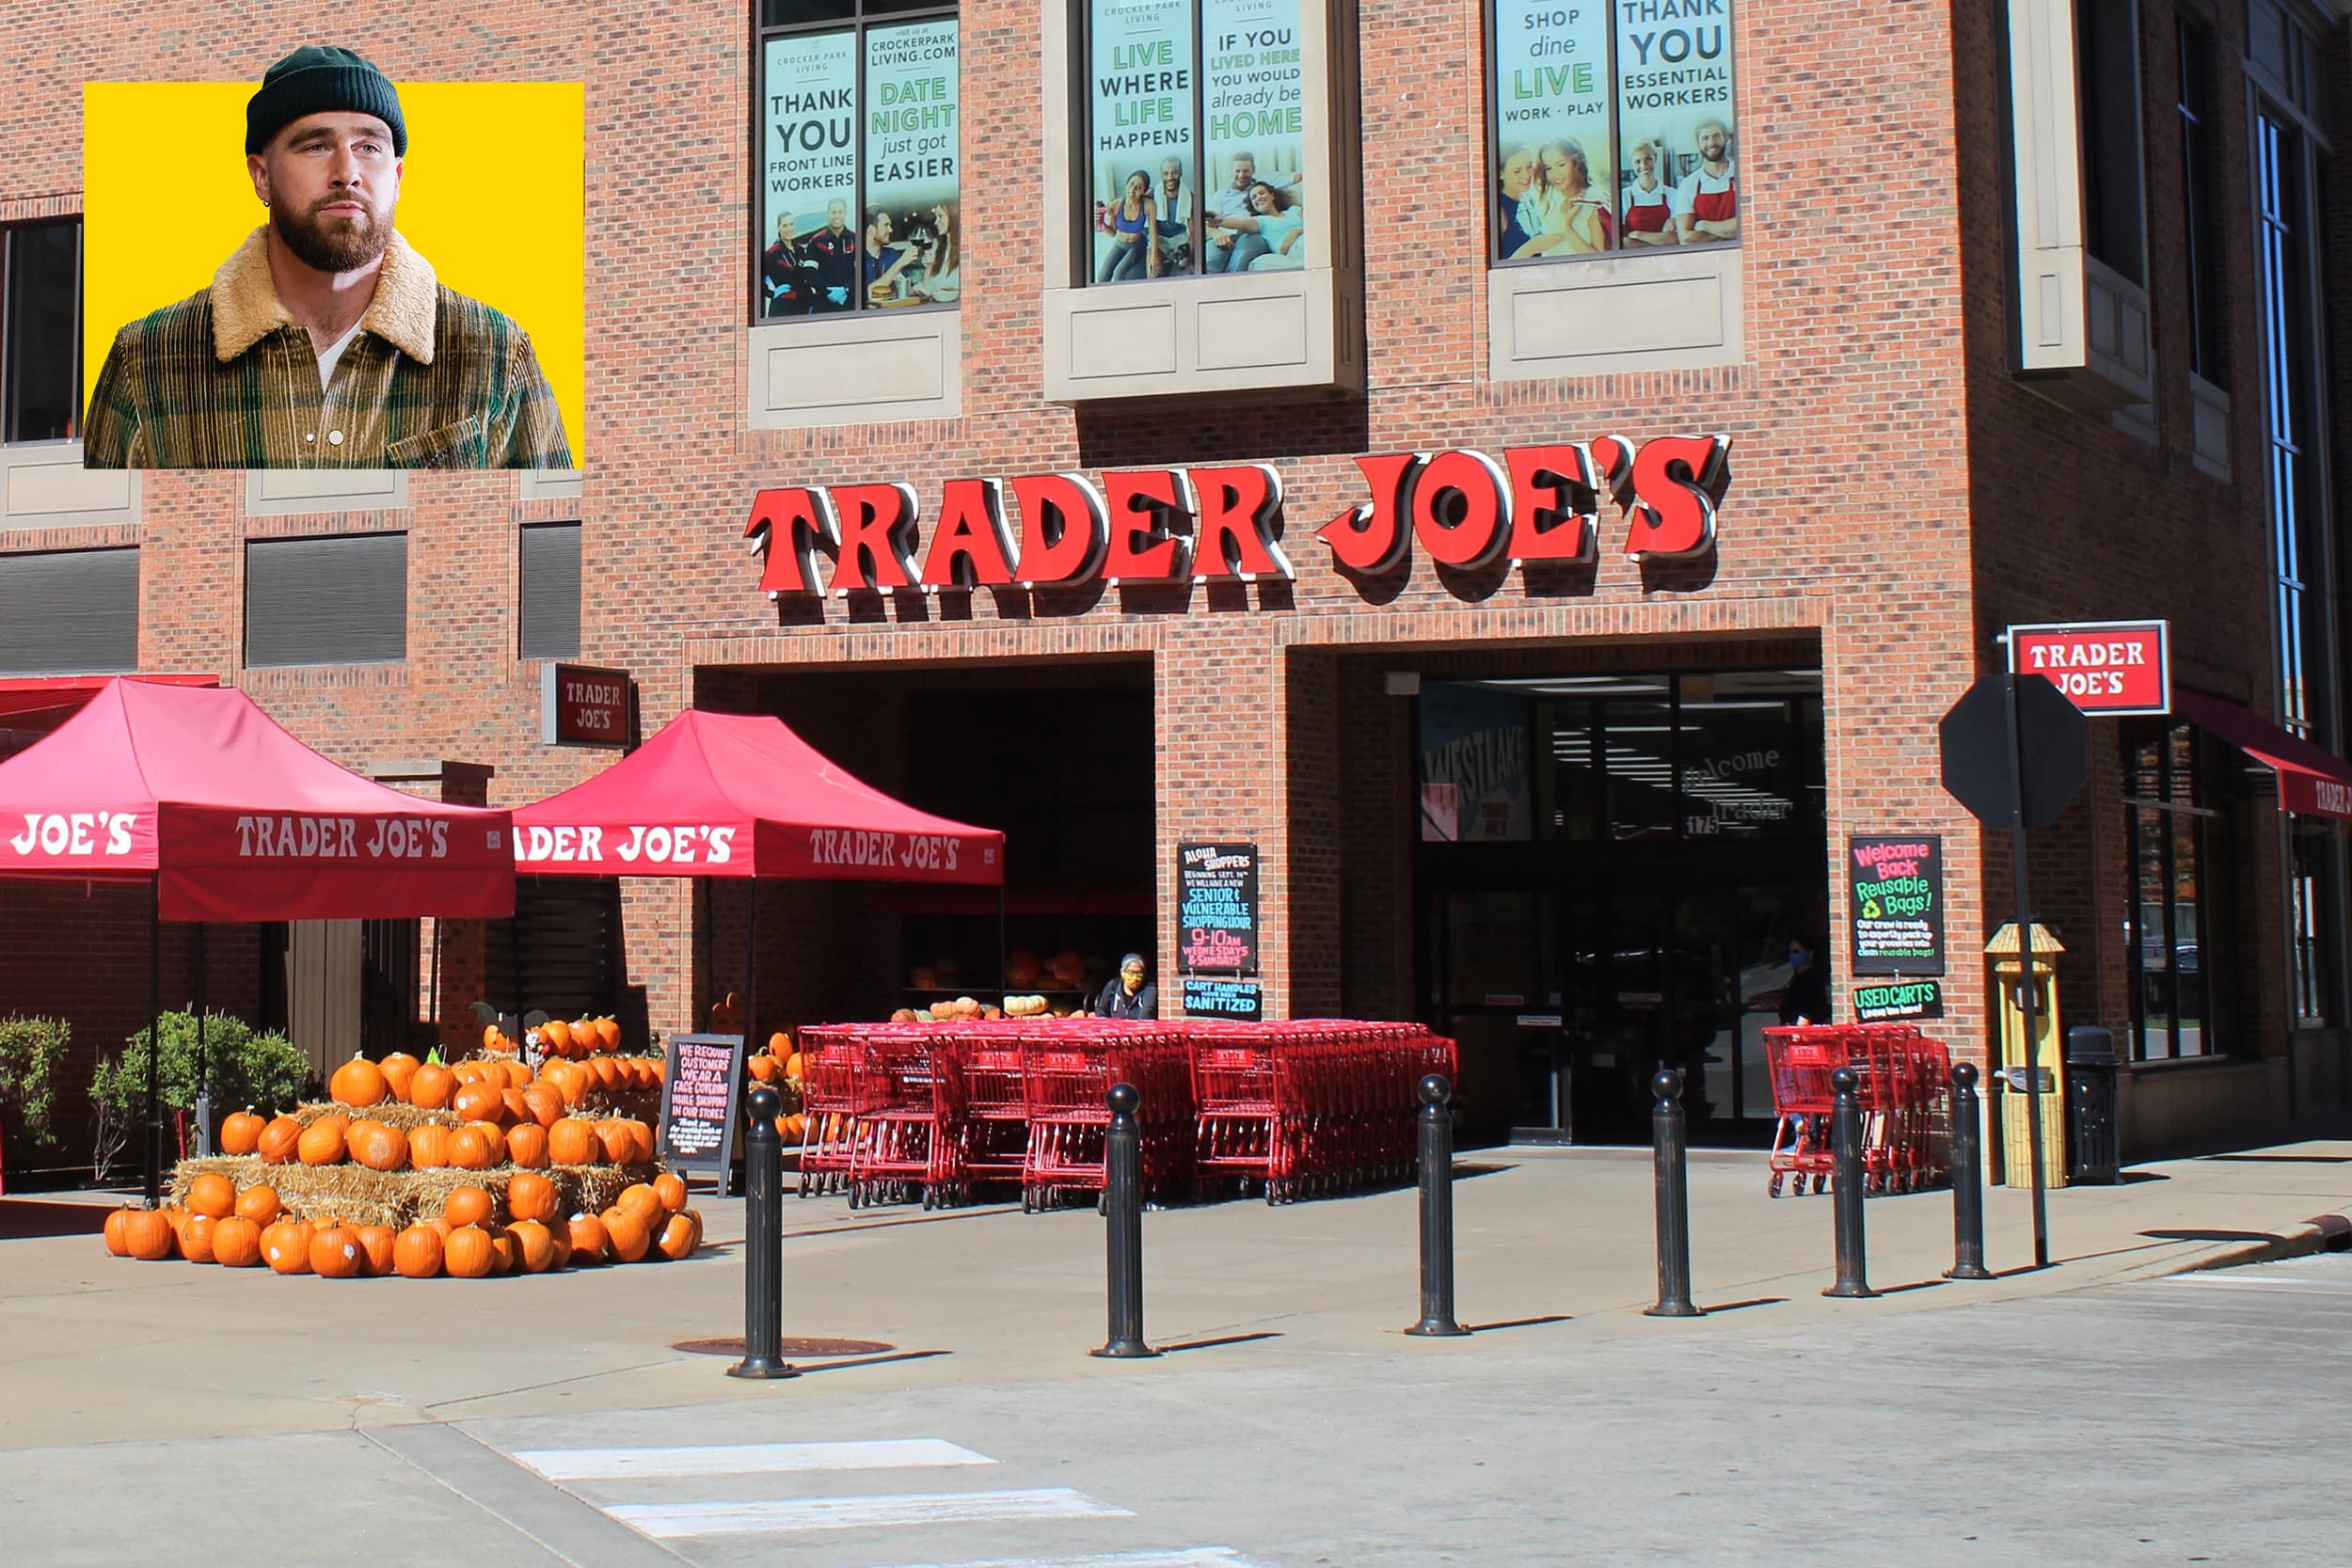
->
[0,673,221,734]
[0,679,516,920]
[512,708,1005,884]
[2174,690,2352,822]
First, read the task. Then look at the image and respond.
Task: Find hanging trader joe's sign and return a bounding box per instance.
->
[744,436,1729,596]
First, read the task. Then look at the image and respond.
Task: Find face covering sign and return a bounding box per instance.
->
[764,33,859,253]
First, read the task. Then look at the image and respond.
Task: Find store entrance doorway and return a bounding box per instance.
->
[1412,668,1828,1147]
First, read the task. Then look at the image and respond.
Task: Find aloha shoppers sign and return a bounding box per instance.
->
[744,436,1731,595]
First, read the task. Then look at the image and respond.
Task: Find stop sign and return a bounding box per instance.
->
[1939,673,2089,831]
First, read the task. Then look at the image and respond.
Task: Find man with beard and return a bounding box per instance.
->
[83,46,571,468]
[1672,118,1740,245]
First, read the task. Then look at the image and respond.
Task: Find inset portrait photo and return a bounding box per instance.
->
[82,52,584,470]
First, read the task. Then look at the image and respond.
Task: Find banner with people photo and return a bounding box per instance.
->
[1487,0,1738,262]
[762,30,859,309]
[1089,0,1198,282]
[1199,0,1306,273]
[863,21,961,307]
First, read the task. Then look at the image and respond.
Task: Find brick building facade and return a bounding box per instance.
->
[1,0,2347,1167]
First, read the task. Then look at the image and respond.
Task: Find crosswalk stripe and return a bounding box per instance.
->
[2166,1274,2352,1290]
[513,1438,994,1481]
[607,1487,1134,1538]
[848,1552,1263,1568]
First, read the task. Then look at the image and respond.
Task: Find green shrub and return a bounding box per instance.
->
[0,1016,72,1153]
[89,1012,310,1180]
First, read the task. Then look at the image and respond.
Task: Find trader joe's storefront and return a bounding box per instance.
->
[1412,667,1829,1146]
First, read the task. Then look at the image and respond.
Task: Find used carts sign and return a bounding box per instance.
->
[2007,621,2169,716]
[1849,833,1946,976]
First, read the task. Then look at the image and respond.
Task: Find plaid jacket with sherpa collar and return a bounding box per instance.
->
[83,227,572,470]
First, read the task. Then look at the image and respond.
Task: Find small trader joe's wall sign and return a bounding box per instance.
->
[1178,841,1259,975]
[658,1033,747,1192]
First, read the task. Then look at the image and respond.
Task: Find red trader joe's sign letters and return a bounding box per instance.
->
[2007,621,2170,716]
[743,436,1731,596]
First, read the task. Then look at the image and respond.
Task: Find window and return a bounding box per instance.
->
[0,547,137,675]
[756,0,960,320]
[2,220,80,445]
[2175,16,2223,383]
[1487,0,1740,264]
[519,522,581,660]
[1083,0,1305,282]
[2289,818,2346,1028]
[2075,0,2147,287]
[2255,107,2331,742]
[246,534,406,667]
[2123,722,2239,1060]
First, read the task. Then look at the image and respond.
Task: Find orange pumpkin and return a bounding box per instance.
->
[354,1225,398,1277]
[219,1108,267,1156]
[748,1054,778,1085]
[518,1084,564,1130]
[548,1117,598,1165]
[392,1224,444,1278]
[590,1056,622,1092]
[648,1057,667,1085]
[444,1185,495,1227]
[212,1214,263,1267]
[442,1225,496,1278]
[408,1124,453,1169]
[507,1219,558,1274]
[452,1082,505,1126]
[447,1126,495,1171]
[542,1019,575,1053]
[506,1122,550,1168]
[180,1212,219,1263]
[103,1206,135,1258]
[187,1173,238,1220]
[296,1119,349,1166]
[656,1210,702,1261]
[262,1219,315,1274]
[310,1225,364,1279]
[408,1063,456,1111]
[423,1215,454,1241]
[596,1018,622,1051]
[330,1053,389,1107]
[506,1170,559,1225]
[548,1061,590,1107]
[379,1052,421,1102]
[453,1059,487,1085]
[617,1182,665,1227]
[234,1183,282,1226]
[591,1118,634,1164]
[467,1120,510,1166]
[599,1206,651,1262]
[768,1030,793,1057]
[257,1115,304,1164]
[565,1212,609,1264]
[349,1120,409,1172]
[482,1024,503,1052]
[487,1229,518,1275]
[783,1052,804,1082]
[498,1088,531,1129]
[652,1171,689,1213]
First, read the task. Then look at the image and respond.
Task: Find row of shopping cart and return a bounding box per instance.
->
[1762,1024,1952,1197]
[793,1019,1456,1211]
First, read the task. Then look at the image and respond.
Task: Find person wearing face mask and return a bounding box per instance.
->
[1778,937,1831,1026]
[1094,953,1159,1020]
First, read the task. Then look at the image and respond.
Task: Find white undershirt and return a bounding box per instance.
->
[314,321,365,388]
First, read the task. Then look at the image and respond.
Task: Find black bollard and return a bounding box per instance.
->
[1946,1062,1994,1280]
[1091,1082,1159,1358]
[1823,1066,1879,1299]
[1644,1069,1704,1318]
[1405,1074,1468,1337]
[728,1083,799,1379]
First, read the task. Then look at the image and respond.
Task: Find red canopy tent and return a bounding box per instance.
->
[510,709,1005,1049]
[0,679,516,1201]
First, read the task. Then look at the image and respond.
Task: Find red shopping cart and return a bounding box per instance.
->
[1765,1024,1952,1197]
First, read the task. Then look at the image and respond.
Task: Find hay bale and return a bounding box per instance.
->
[168,1153,659,1228]
[294,1101,459,1132]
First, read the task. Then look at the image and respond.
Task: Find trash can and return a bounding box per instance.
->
[2065,1024,2121,1185]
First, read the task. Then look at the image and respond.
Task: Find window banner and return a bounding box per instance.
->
[1490,0,1614,261]
[1199,0,1306,274]
[1614,0,1737,247]
[762,32,861,315]
[864,21,961,308]
[1419,685,1534,842]
[1089,0,1198,283]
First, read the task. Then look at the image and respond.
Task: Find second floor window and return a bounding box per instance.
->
[1488,0,1740,263]
[756,0,961,321]
[2,219,81,445]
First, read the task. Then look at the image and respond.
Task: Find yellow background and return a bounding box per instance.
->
[83,81,586,461]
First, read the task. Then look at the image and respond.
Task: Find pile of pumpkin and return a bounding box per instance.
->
[486,1014,630,1059]
[103,1168,702,1277]
[749,1032,809,1144]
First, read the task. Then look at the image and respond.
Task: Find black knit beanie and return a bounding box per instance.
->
[246,46,406,156]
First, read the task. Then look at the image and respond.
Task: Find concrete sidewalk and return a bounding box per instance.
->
[3,1129,2346,1451]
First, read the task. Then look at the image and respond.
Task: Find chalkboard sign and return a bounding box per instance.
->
[657,1033,747,1191]
[1849,834,1946,976]
[1178,841,1259,974]
[1183,977,1263,1021]
[1852,978,1944,1022]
